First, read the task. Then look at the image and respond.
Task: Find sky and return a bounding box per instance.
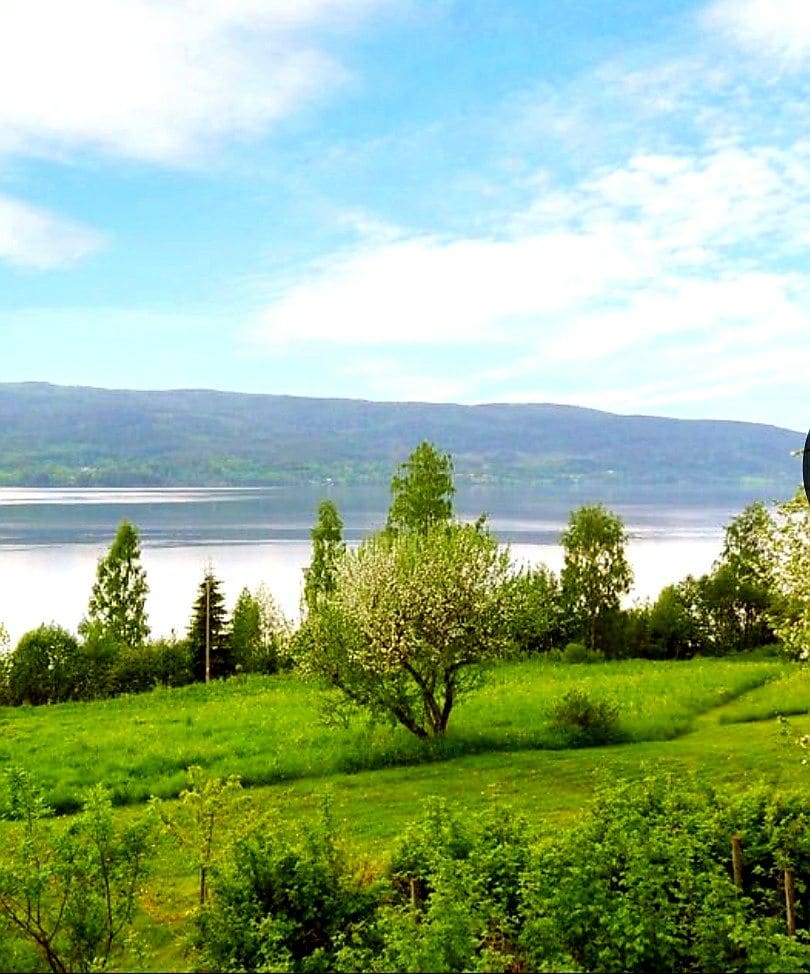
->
[0,0,808,430]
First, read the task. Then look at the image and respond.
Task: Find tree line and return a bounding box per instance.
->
[1,441,808,728]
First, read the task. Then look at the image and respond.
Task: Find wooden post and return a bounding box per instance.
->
[731,835,743,890]
[205,573,211,684]
[785,868,797,937]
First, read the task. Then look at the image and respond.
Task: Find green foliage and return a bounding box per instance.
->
[6,625,83,706]
[299,522,513,738]
[0,768,154,973]
[502,564,565,655]
[81,520,150,647]
[152,765,245,906]
[561,504,633,652]
[386,441,455,535]
[649,582,703,658]
[562,641,588,664]
[75,620,123,699]
[768,490,810,660]
[105,638,192,696]
[519,775,810,973]
[360,802,531,974]
[230,585,290,674]
[195,798,378,973]
[229,588,261,673]
[303,500,346,615]
[549,687,621,746]
[187,568,233,682]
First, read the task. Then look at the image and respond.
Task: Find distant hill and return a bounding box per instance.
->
[0,382,802,496]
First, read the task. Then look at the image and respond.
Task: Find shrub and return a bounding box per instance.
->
[348,802,532,974]
[518,775,810,973]
[106,639,192,696]
[562,641,588,664]
[549,687,620,745]
[106,644,161,695]
[152,636,193,687]
[0,768,155,973]
[195,801,380,972]
[6,625,83,705]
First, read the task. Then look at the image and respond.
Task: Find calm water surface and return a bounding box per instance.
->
[0,486,743,645]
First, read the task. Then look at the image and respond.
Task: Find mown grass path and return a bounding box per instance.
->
[0,655,802,814]
[1,655,807,972]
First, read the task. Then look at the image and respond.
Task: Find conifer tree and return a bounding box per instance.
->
[188,567,232,681]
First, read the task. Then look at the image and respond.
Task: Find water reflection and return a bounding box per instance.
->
[0,486,742,646]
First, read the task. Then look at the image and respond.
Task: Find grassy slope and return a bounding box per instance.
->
[0,656,800,813]
[1,656,808,972]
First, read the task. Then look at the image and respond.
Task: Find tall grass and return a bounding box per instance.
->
[716,666,810,724]
[0,656,790,814]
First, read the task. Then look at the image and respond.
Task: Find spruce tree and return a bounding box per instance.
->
[187,568,232,682]
[82,520,149,647]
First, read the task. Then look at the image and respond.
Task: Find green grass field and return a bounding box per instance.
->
[1,654,808,972]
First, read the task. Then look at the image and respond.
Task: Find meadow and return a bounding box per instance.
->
[0,654,800,813]
[1,654,808,972]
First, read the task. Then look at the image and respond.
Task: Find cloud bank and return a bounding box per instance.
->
[0,0,390,165]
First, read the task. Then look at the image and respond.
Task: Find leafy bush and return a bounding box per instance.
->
[151,636,193,687]
[0,768,155,973]
[106,639,192,696]
[518,775,810,973]
[549,687,620,745]
[562,641,588,664]
[195,800,379,973]
[190,776,810,973]
[5,625,83,705]
[341,801,532,974]
[106,644,162,695]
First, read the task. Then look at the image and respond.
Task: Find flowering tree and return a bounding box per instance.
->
[768,489,810,660]
[300,522,512,738]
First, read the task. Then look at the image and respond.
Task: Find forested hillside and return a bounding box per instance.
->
[0,381,801,491]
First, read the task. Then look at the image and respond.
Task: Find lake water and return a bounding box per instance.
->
[0,486,745,645]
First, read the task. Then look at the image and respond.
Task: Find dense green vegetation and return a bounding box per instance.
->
[1,441,809,971]
[1,657,803,814]
[0,661,808,972]
[0,381,800,490]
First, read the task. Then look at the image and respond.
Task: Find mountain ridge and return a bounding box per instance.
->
[0,381,802,494]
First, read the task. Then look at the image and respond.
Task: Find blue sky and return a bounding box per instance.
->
[1,0,808,430]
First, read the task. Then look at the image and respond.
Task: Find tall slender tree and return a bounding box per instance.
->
[81,520,149,647]
[188,567,232,682]
[303,499,346,614]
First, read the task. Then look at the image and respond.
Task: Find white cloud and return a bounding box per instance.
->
[252,228,656,346]
[0,0,390,165]
[252,138,810,357]
[702,0,810,65]
[0,194,105,268]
